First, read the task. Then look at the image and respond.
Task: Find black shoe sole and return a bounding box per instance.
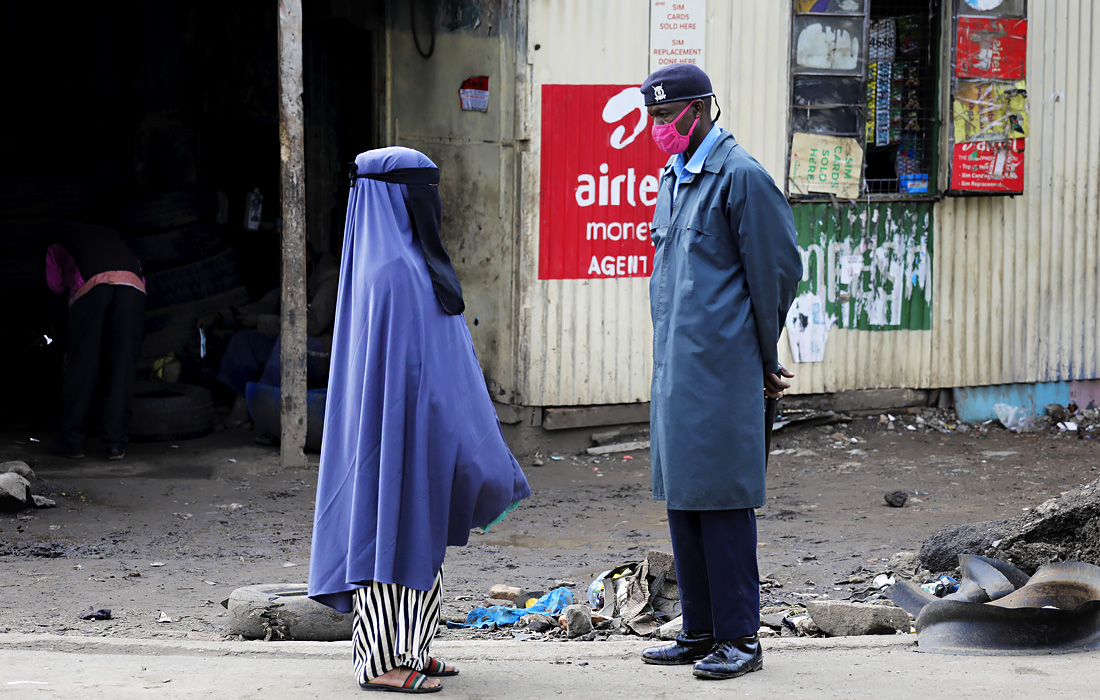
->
[642,656,708,666]
[692,658,763,680]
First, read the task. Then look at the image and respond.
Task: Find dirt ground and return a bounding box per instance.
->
[1,409,1097,642]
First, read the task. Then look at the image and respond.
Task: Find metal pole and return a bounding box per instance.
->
[277,0,307,467]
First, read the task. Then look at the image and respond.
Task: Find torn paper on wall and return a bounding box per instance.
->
[786,292,837,363]
[956,17,1026,80]
[953,80,1028,143]
[459,76,490,112]
[951,138,1024,193]
[789,132,864,200]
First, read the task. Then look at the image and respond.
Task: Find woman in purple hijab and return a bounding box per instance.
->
[309,147,530,693]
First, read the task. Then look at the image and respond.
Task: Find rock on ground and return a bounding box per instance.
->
[884,490,909,507]
[805,600,910,637]
[0,461,35,481]
[657,615,682,640]
[795,616,822,636]
[489,584,522,601]
[1047,404,1070,423]
[562,604,592,638]
[0,472,31,512]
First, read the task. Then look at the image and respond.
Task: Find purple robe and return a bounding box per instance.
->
[308,147,530,613]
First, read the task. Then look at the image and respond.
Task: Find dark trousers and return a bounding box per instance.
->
[216,329,277,396]
[216,330,329,396]
[667,508,760,640]
[60,284,146,451]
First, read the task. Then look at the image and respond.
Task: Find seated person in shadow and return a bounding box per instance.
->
[201,245,338,429]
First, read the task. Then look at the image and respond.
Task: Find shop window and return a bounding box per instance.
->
[947,0,1028,194]
[788,0,1029,199]
[787,0,942,199]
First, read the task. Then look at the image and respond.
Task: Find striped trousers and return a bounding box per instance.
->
[352,569,444,683]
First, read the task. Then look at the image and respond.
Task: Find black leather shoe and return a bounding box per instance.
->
[692,636,763,679]
[641,630,715,665]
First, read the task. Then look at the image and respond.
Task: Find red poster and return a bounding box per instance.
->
[950,138,1025,193]
[539,84,667,280]
[956,17,1027,80]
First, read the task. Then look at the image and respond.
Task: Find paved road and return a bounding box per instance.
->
[1,633,1093,699]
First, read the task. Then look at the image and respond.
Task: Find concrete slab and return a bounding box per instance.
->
[2,632,1098,699]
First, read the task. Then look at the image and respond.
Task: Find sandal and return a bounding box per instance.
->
[360,669,441,694]
[422,657,459,677]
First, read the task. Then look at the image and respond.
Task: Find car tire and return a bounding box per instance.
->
[224,583,353,641]
[128,381,215,442]
[145,249,242,310]
[128,224,225,273]
[117,190,218,233]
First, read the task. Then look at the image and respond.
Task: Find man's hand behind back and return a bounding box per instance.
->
[763,366,794,399]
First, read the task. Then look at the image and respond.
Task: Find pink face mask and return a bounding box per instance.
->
[651,100,699,155]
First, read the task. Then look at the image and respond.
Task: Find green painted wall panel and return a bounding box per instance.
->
[791,201,933,331]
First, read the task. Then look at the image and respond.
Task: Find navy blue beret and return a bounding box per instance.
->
[641,63,714,107]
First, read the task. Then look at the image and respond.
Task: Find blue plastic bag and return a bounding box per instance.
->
[447,587,574,629]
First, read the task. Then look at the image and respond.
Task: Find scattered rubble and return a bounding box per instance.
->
[515,612,558,633]
[0,462,56,512]
[921,520,1012,573]
[921,474,1100,574]
[795,615,822,636]
[805,599,910,636]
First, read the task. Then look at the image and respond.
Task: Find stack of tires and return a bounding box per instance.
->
[118,190,251,442]
[118,190,250,363]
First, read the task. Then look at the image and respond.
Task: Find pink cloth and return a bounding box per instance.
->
[45,244,146,305]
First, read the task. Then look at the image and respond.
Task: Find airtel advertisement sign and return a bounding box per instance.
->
[539,84,667,280]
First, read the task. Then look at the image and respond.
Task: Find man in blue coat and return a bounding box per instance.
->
[639,64,803,680]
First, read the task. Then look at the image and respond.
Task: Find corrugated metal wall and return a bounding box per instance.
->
[932,0,1100,389]
[756,0,1100,395]
[515,0,1100,405]
[519,0,791,406]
